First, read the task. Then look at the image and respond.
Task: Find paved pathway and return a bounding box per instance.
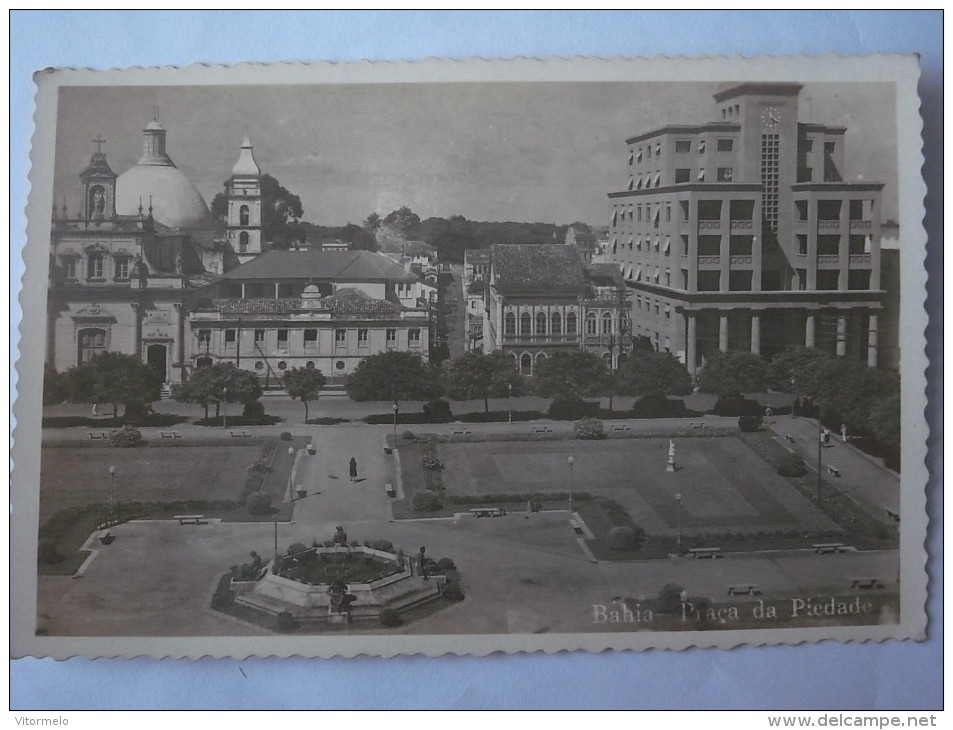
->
[767,415,899,519]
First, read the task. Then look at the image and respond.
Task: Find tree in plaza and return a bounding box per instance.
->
[445,351,523,413]
[345,351,442,407]
[615,351,693,399]
[174,362,262,420]
[42,364,69,406]
[283,366,327,423]
[867,391,901,451]
[62,352,162,419]
[210,173,304,249]
[813,358,899,434]
[532,350,613,401]
[696,350,769,397]
[768,347,832,397]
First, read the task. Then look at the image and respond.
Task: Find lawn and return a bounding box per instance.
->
[37,437,307,574]
[394,433,859,558]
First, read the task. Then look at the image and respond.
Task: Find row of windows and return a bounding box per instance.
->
[201,328,421,346]
[635,296,672,318]
[502,311,616,337]
[61,253,132,280]
[628,137,734,165]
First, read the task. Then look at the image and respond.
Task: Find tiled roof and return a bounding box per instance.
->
[465,249,491,264]
[467,279,486,295]
[213,298,302,315]
[491,243,588,296]
[325,288,402,317]
[221,250,418,282]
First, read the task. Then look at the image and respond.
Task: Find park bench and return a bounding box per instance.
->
[229,430,251,438]
[826,464,842,477]
[851,577,883,591]
[689,422,707,429]
[610,424,630,432]
[783,434,796,443]
[689,547,722,559]
[813,542,847,555]
[470,507,506,518]
[449,427,471,435]
[174,514,208,526]
[531,426,553,434]
[726,584,761,596]
[160,431,181,439]
[88,431,109,440]
[385,483,396,498]
[885,509,900,522]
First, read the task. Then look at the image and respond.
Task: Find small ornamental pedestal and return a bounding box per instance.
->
[666,439,677,473]
[327,609,349,625]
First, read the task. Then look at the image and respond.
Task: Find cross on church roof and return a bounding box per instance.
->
[92,135,106,153]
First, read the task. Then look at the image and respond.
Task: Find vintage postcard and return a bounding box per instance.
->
[12,55,928,658]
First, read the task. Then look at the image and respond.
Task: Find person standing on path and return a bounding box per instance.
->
[349,457,358,482]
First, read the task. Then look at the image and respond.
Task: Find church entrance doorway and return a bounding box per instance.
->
[147,344,168,382]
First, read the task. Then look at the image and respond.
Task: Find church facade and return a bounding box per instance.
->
[46,118,435,388]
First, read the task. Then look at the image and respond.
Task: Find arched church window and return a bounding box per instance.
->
[504,313,516,336]
[520,313,531,336]
[602,312,613,335]
[566,312,577,335]
[240,205,250,226]
[551,312,561,335]
[520,353,532,375]
[535,312,547,335]
[586,312,598,335]
[239,231,249,253]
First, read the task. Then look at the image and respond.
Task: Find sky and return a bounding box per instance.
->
[53,80,898,228]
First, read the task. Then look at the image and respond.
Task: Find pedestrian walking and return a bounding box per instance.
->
[349,457,358,482]
[841,424,849,443]
[822,428,831,447]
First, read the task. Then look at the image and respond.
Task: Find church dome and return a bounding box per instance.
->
[114,117,213,229]
[116,164,212,229]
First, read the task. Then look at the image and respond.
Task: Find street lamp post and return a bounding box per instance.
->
[507,383,512,425]
[393,402,399,446]
[222,386,228,430]
[816,408,823,504]
[567,455,575,514]
[108,465,116,527]
[675,492,683,551]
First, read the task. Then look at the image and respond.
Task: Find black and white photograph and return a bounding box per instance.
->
[12,55,927,659]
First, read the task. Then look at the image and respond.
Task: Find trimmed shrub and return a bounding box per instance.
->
[548,398,600,420]
[423,399,453,422]
[246,490,272,514]
[436,557,456,571]
[279,431,293,441]
[738,414,764,432]
[109,425,143,448]
[401,431,416,441]
[37,538,62,565]
[657,583,685,613]
[243,400,266,421]
[421,453,444,470]
[412,489,444,512]
[247,458,272,474]
[607,525,646,551]
[286,542,308,556]
[276,611,297,632]
[364,539,395,553]
[379,608,402,627]
[776,453,808,478]
[712,393,762,417]
[630,394,693,419]
[574,417,606,440]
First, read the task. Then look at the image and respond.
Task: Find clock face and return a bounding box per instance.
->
[761,105,782,127]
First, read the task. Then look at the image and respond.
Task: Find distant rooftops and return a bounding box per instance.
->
[491,243,588,296]
[220,249,419,283]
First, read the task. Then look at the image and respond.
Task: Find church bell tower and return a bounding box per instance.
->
[227,134,263,264]
[79,136,117,223]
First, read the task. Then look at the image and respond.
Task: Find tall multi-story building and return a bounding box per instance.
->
[483,243,630,374]
[607,83,884,374]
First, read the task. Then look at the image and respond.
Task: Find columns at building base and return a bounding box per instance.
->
[750,312,761,355]
[718,313,729,353]
[686,312,697,376]
[805,313,816,349]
